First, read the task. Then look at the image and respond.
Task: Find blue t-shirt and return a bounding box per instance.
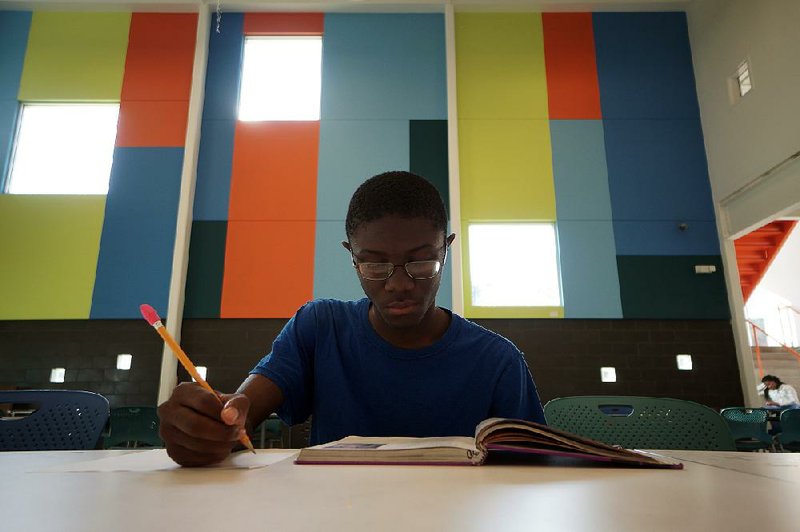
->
[251,298,546,445]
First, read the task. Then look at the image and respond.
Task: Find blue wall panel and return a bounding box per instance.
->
[557,221,623,318]
[321,14,446,120]
[550,120,612,221]
[0,11,30,188]
[193,118,235,221]
[316,120,409,221]
[605,119,714,221]
[313,220,364,301]
[593,12,700,120]
[202,13,244,121]
[615,220,720,256]
[91,147,184,318]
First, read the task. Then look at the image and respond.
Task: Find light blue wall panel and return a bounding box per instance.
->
[614,220,720,256]
[605,119,714,221]
[316,120,409,221]
[193,118,235,221]
[0,11,30,100]
[91,148,184,318]
[321,14,446,120]
[557,221,622,318]
[0,11,30,188]
[313,220,364,301]
[550,120,612,221]
[203,13,243,121]
[593,12,700,120]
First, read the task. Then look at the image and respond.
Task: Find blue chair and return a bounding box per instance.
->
[104,406,162,448]
[719,407,774,451]
[544,396,736,451]
[776,408,800,452]
[0,390,109,451]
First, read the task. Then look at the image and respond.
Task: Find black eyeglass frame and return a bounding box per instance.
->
[349,243,450,281]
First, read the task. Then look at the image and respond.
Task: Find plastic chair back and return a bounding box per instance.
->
[0,390,109,451]
[719,407,773,451]
[544,396,736,451]
[777,408,800,451]
[104,406,162,448]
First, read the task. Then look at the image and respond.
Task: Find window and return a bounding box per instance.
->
[238,37,323,121]
[6,104,119,194]
[735,60,752,97]
[468,223,562,307]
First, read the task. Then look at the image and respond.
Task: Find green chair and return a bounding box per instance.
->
[544,396,736,451]
[719,407,774,451]
[255,415,287,448]
[104,406,162,448]
[776,408,800,452]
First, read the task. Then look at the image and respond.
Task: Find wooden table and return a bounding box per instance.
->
[1,449,798,531]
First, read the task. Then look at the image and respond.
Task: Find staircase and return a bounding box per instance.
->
[735,220,797,302]
[752,346,800,398]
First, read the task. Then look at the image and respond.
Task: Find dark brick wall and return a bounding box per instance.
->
[0,320,162,407]
[0,317,744,419]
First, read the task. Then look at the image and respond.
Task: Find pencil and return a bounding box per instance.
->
[139,304,256,454]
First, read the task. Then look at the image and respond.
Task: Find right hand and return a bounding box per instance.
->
[158,382,251,467]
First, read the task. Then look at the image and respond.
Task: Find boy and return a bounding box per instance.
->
[158,171,545,466]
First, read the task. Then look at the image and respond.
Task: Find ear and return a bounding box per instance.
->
[446,233,456,246]
[341,240,352,252]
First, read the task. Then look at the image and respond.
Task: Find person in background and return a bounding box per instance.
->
[157,171,546,466]
[761,375,799,408]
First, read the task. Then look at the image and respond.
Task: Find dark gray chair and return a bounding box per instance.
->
[0,390,109,451]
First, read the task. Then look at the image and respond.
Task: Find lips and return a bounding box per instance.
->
[384,300,419,315]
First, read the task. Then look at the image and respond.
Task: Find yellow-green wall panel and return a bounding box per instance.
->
[0,196,106,319]
[18,12,131,102]
[458,119,556,220]
[455,13,548,119]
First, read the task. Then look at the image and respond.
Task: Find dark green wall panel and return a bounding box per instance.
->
[617,255,730,319]
[183,221,227,318]
[410,119,449,216]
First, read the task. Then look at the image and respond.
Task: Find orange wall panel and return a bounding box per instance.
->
[120,13,197,101]
[542,13,601,119]
[243,13,324,35]
[220,220,316,318]
[228,121,320,221]
[115,100,189,147]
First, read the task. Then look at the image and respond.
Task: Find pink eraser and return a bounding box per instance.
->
[139,304,161,326]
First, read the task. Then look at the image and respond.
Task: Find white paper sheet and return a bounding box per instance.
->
[36,449,297,473]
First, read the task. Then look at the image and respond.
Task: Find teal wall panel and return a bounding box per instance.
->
[550,120,612,221]
[316,120,409,221]
[91,148,183,319]
[558,221,622,318]
[320,14,446,120]
[0,11,30,187]
[615,220,721,256]
[617,255,730,319]
[184,221,227,318]
[313,220,363,301]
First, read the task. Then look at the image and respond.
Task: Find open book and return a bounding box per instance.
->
[296,418,682,469]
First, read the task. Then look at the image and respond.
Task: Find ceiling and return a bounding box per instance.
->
[0,0,695,13]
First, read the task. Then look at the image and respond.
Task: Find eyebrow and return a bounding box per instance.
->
[355,243,436,257]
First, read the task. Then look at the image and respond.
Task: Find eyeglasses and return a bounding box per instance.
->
[351,245,448,281]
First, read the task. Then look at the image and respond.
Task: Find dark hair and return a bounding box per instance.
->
[345,171,448,239]
[762,375,784,400]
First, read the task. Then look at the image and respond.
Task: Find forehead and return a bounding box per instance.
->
[349,215,443,251]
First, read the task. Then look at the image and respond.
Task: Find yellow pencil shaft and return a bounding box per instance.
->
[155,325,256,453]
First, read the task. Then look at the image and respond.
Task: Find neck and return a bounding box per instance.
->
[369,304,451,349]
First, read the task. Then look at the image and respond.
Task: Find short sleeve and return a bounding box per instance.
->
[250,302,318,425]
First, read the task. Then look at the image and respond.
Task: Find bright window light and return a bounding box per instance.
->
[468,223,562,307]
[49,368,66,383]
[600,367,617,383]
[193,366,208,382]
[238,37,322,121]
[7,104,119,194]
[736,61,752,97]
[116,354,133,370]
[676,354,693,371]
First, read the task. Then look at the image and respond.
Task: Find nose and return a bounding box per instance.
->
[383,265,415,292]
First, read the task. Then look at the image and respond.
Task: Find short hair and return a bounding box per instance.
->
[345,171,448,239]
